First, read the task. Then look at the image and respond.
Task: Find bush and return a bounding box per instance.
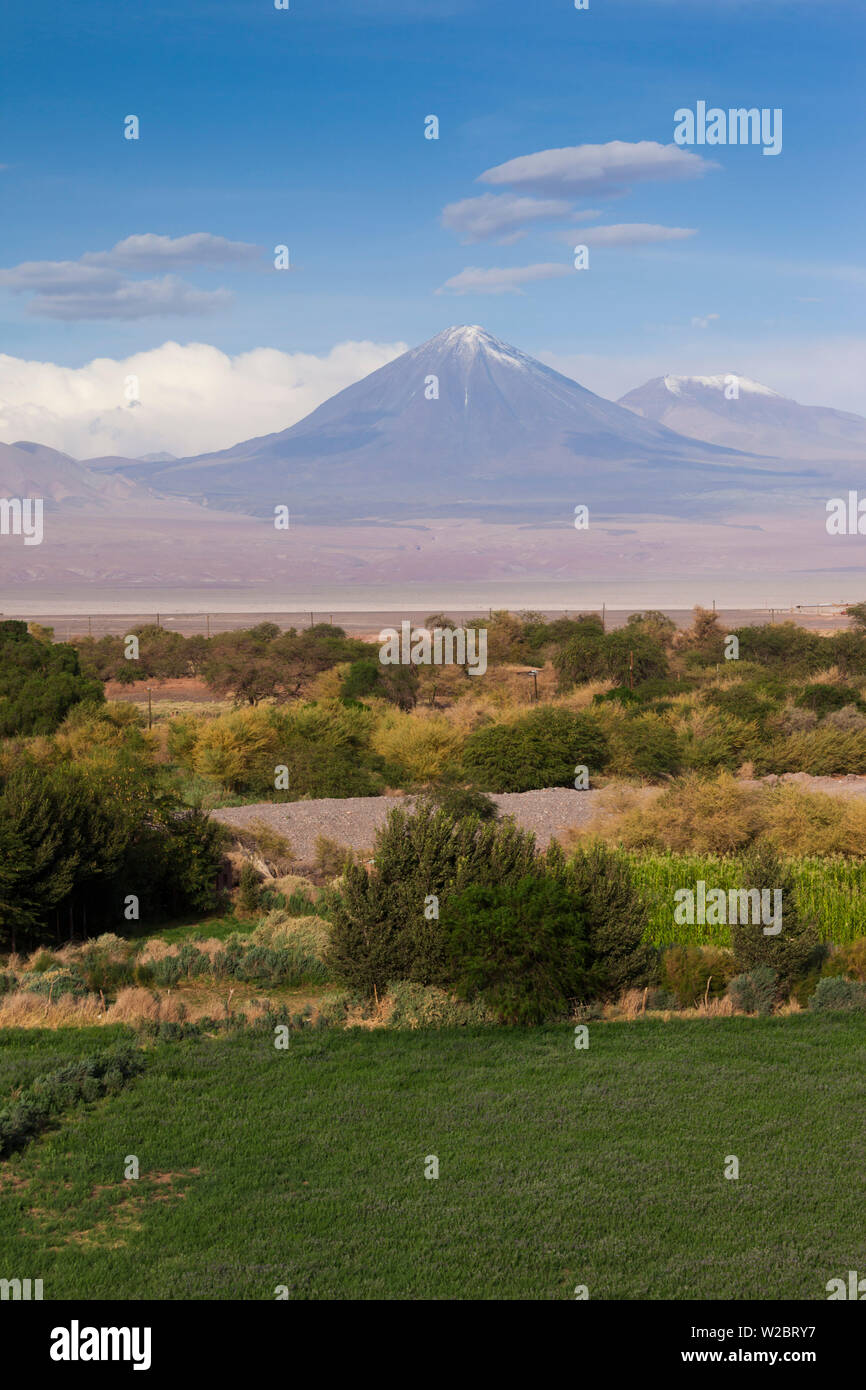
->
[729,841,821,990]
[420,785,498,821]
[645,987,680,1011]
[555,841,656,998]
[661,945,732,1007]
[22,967,90,1000]
[727,965,777,1015]
[385,980,495,1028]
[237,863,263,913]
[461,707,608,792]
[757,726,866,776]
[315,835,354,878]
[795,682,865,716]
[607,713,681,780]
[0,621,104,737]
[440,875,591,1024]
[611,774,765,854]
[0,1046,145,1159]
[324,803,540,996]
[809,976,866,1012]
[370,712,463,781]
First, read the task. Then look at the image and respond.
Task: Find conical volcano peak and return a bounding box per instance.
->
[424,324,519,357]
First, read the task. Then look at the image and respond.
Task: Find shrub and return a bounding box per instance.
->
[315,835,354,878]
[729,841,821,990]
[237,863,263,913]
[370,711,463,782]
[324,803,539,996]
[0,1046,145,1159]
[645,987,680,1011]
[809,976,866,1012]
[763,785,866,857]
[610,774,765,854]
[795,682,865,716]
[22,967,90,1000]
[727,965,777,1015]
[606,713,681,780]
[555,841,656,998]
[757,726,866,776]
[833,938,866,982]
[233,821,294,875]
[461,707,608,792]
[661,945,731,1007]
[440,875,591,1024]
[420,785,498,821]
[385,980,495,1028]
[30,950,62,973]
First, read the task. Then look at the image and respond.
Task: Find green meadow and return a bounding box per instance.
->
[2,1016,865,1301]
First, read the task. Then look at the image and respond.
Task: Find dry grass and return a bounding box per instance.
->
[0,991,105,1028]
[250,911,330,955]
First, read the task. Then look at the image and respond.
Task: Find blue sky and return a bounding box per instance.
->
[1,0,865,453]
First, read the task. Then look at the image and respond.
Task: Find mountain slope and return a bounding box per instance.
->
[0,441,158,509]
[112,327,813,522]
[618,374,866,461]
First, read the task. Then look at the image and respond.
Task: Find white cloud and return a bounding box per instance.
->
[0,338,407,458]
[479,141,716,197]
[0,232,264,320]
[25,277,232,322]
[440,193,573,243]
[573,223,698,248]
[82,233,263,270]
[691,313,720,327]
[436,263,571,295]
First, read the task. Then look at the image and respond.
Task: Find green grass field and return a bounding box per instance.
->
[2,1016,865,1300]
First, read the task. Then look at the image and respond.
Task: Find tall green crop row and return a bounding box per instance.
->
[622,850,866,946]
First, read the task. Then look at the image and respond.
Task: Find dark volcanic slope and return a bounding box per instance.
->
[109,327,825,521]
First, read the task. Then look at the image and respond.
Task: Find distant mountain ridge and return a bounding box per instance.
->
[618,373,866,461]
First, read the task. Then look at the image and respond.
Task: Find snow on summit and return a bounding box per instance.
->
[663,373,781,397]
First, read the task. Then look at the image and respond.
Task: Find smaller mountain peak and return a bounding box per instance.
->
[663,373,781,398]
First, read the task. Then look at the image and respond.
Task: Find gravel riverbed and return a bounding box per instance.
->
[210,773,866,866]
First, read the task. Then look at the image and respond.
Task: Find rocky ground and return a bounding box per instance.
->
[211,773,866,865]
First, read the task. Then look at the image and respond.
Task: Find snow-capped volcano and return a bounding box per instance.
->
[661,373,781,399]
[619,373,866,461]
[111,325,808,522]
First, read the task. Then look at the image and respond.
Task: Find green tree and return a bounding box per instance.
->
[440,876,591,1024]
[462,707,608,792]
[0,621,103,736]
[325,802,539,995]
[549,840,656,998]
[730,840,821,991]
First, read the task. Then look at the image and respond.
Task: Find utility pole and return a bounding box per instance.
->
[88,615,92,638]
[206,614,211,638]
[601,603,606,632]
[147,688,152,730]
